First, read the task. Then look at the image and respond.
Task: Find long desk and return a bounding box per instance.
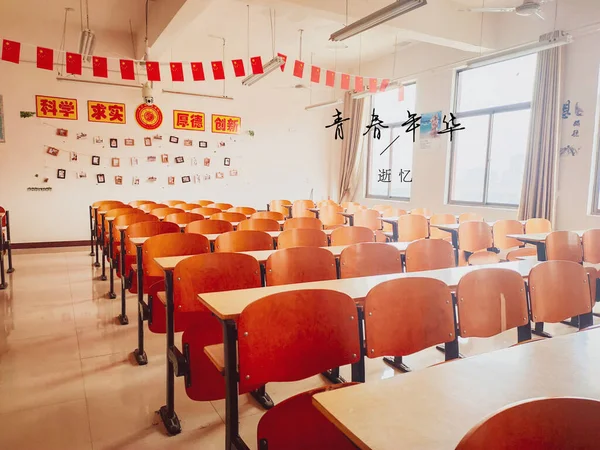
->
[313,328,600,450]
[507,230,586,261]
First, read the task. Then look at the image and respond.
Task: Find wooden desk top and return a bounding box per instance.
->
[129,237,148,246]
[106,216,116,222]
[508,230,586,243]
[434,221,528,232]
[115,225,129,231]
[313,328,600,450]
[198,259,536,321]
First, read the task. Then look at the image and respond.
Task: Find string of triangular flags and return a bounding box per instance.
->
[1,38,390,93]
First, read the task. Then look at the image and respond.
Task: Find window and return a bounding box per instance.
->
[449,54,537,206]
[366,83,417,200]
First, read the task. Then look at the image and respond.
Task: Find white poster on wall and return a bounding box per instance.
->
[419,111,442,150]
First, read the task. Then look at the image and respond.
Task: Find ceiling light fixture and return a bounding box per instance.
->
[330,0,427,42]
[305,99,344,111]
[241,56,285,86]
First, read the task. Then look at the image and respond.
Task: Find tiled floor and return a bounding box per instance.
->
[0,247,592,449]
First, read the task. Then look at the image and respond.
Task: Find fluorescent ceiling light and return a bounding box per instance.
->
[305,99,344,111]
[467,33,572,68]
[242,56,285,86]
[351,90,376,100]
[330,0,427,42]
[78,29,96,63]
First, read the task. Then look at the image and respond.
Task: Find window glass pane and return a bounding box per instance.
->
[450,115,490,203]
[367,127,392,197]
[390,126,413,198]
[486,109,531,204]
[457,54,537,112]
[373,83,417,125]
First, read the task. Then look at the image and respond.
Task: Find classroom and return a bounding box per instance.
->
[2,0,600,449]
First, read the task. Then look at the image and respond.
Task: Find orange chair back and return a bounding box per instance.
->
[238,289,360,392]
[143,233,210,278]
[330,226,374,246]
[467,251,501,266]
[353,209,382,231]
[345,203,367,214]
[186,220,234,235]
[102,207,136,235]
[339,243,403,278]
[397,214,429,241]
[237,218,280,232]
[208,202,234,210]
[525,218,551,234]
[252,211,284,221]
[197,200,214,207]
[129,200,155,207]
[229,206,257,215]
[266,247,337,286]
[93,200,121,208]
[429,214,456,240]
[405,239,455,272]
[283,217,323,230]
[164,212,205,225]
[165,200,185,207]
[214,230,274,252]
[292,200,316,218]
[125,221,180,256]
[211,212,247,223]
[506,247,537,261]
[372,204,391,213]
[140,203,167,212]
[151,207,184,219]
[381,207,407,233]
[458,212,484,223]
[493,220,524,249]
[192,207,222,217]
[269,199,292,216]
[410,208,432,216]
[174,203,201,211]
[320,204,345,228]
[459,221,493,252]
[546,230,582,263]
[113,214,158,244]
[97,201,125,211]
[583,229,600,263]
[277,229,328,249]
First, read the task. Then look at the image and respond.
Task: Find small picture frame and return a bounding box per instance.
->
[115,175,123,185]
[56,128,68,137]
[144,137,152,146]
[204,157,210,167]
[111,157,120,168]
[70,152,78,162]
[229,169,238,177]
[94,136,103,144]
[147,156,157,163]
[161,154,169,164]
[92,156,100,166]
[46,146,59,156]
[77,171,87,179]
[224,157,231,166]
[77,133,87,140]
[216,171,224,179]
[199,141,208,148]
[147,176,157,182]
[175,156,184,164]
[169,136,179,144]
[110,138,118,148]
[184,139,193,147]
[131,157,139,166]
[153,134,163,140]
[97,174,105,184]
[168,176,175,185]
[182,175,191,183]
[124,138,135,146]
[57,169,66,179]
[204,174,211,181]
[132,176,140,185]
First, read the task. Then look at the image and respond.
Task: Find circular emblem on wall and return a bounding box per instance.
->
[135,104,163,130]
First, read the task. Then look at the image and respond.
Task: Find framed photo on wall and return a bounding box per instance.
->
[57,169,66,179]
[0,95,5,143]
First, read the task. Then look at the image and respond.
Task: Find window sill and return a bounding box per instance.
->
[365,195,410,202]
[447,200,518,211]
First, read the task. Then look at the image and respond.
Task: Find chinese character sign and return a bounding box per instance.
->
[87,101,126,124]
[211,114,241,134]
[173,110,205,131]
[36,95,78,120]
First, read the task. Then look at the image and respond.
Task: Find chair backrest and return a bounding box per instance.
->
[381,207,407,217]
[374,230,388,242]
[140,203,167,212]
[210,212,247,223]
[397,214,429,241]
[93,199,122,208]
[506,247,537,261]
[208,202,234,210]
[252,211,285,221]
[164,212,205,225]
[493,220,524,249]
[125,221,180,256]
[467,251,502,266]
[353,209,382,231]
[429,214,456,240]
[197,200,214,207]
[546,230,582,263]
[339,243,403,279]
[266,247,337,285]
[102,207,136,233]
[364,278,456,358]
[319,204,345,228]
[174,203,201,211]
[269,199,292,216]
[405,239,455,272]
[330,226,374,246]
[456,268,529,339]
[283,217,323,230]
[214,230,274,252]
[229,206,257,215]
[165,200,185,207]
[142,233,210,278]
[238,289,360,392]
[292,200,316,218]
[458,213,484,223]
[459,221,493,252]
[525,218,552,234]
[528,260,592,324]
[411,208,432,216]
[341,201,359,209]
[277,229,328,249]
[150,207,184,219]
[192,207,222,217]
[237,218,280,232]
[129,200,155,207]
[113,214,158,242]
[455,397,600,450]
[185,219,234,235]
[372,204,391,213]
[345,203,367,214]
[583,229,600,263]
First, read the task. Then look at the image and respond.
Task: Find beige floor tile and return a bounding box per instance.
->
[0,332,80,372]
[6,303,75,340]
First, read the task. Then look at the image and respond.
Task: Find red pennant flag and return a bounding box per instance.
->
[341,73,350,90]
[170,62,184,81]
[66,52,82,75]
[1,39,20,64]
[277,52,287,71]
[369,78,378,93]
[92,56,108,78]
[211,61,225,80]
[293,60,305,78]
[232,59,246,77]
[250,56,263,75]
[310,66,321,83]
[36,47,53,71]
[325,70,336,88]
[146,61,161,81]
[355,76,364,92]
[191,62,205,81]
[120,59,135,80]
[398,85,405,101]
[380,79,390,92]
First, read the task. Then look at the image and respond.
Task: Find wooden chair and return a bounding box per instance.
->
[456,268,531,345]
[185,219,234,235]
[210,212,247,223]
[330,226,374,246]
[129,200,155,207]
[493,220,524,250]
[374,230,388,242]
[257,383,358,450]
[341,201,360,210]
[410,208,432,216]
[283,217,323,230]
[229,206,257,215]
[208,202,234,210]
[429,214,456,241]
[354,209,382,231]
[96,202,127,235]
[456,397,600,450]
[197,200,214,207]
[345,203,367,214]
[381,207,407,234]
[174,203,201,211]
[397,214,429,242]
[458,212,484,223]
[165,200,185,207]
[292,200,316,218]
[339,243,403,278]
[140,203,167,213]
[372,204,391,213]
[252,211,284,221]
[150,207,184,219]
[103,207,140,239]
[467,251,501,265]
[269,200,292,217]
[458,221,493,265]
[506,247,537,261]
[237,218,280,232]
[214,230,274,252]
[320,204,345,229]
[405,239,455,272]
[525,218,552,234]
[164,212,204,225]
[583,229,600,263]
[546,230,582,262]
[364,278,459,372]
[528,261,593,330]
[191,207,222,217]
[266,247,337,285]
[113,214,158,272]
[277,229,328,249]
